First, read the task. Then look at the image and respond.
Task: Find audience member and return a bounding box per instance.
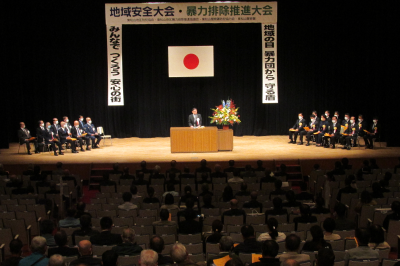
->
[295,183,314,201]
[102,250,118,266]
[18,236,49,266]
[202,194,216,209]
[199,183,213,197]
[265,197,288,223]
[150,165,165,184]
[369,159,379,170]
[228,172,244,184]
[1,239,23,266]
[90,217,122,245]
[383,201,400,230]
[222,186,234,202]
[99,174,117,192]
[143,187,161,205]
[257,217,286,242]
[198,172,212,185]
[140,249,158,266]
[316,248,335,266]
[149,236,174,265]
[240,165,256,178]
[178,209,202,234]
[112,228,143,256]
[269,180,286,200]
[130,184,142,199]
[282,190,301,208]
[70,240,102,266]
[48,231,79,257]
[242,191,263,213]
[249,240,280,266]
[170,243,195,266]
[255,160,266,172]
[222,199,246,224]
[371,182,384,198]
[311,197,330,214]
[260,169,276,184]
[179,186,198,206]
[72,214,100,245]
[195,159,212,175]
[166,160,181,175]
[355,190,377,213]
[277,234,310,263]
[224,160,236,173]
[163,183,180,197]
[40,220,56,246]
[235,183,251,196]
[334,203,356,231]
[133,172,149,187]
[368,224,390,249]
[48,255,65,266]
[161,193,180,210]
[336,175,357,201]
[120,167,135,180]
[293,204,317,231]
[118,192,138,210]
[153,209,178,231]
[323,218,341,240]
[207,236,236,266]
[205,220,223,244]
[59,209,80,228]
[344,228,379,263]
[75,202,91,218]
[233,225,262,255]
[302,225,332,251]
[211,164,227,180]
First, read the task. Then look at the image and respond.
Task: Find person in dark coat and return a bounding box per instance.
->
[293,204,317,231]
[48,231,80,257]
[111,228,143,256]
[302,225,332,252]
[334,203,356,231]
[295,183,314,201]
[206,236,238,266]
[90,217,122,246]
[1,239,23,266]
[243,191,263,213]
[249,240,280,266]
[149,236,175,265]
[222,199,246,224]
[311,197,330,214]
[269,180,286,200]
[178,209,203,234]
[70,240,102,266]
[72,215,99,245]
[265,197,288,223]
[336,175,357,201]
[233,225,262,255]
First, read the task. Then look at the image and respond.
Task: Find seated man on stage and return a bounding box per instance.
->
[357,114,367,140]
[188,108,202,128]
[300,114,319,146]
[63,116,72,129]
[334,111,342,125]
[288,113,306,144]
[324,110,332,123]
[324,115,341,149]
[78,115,86,129]
[316,115,329,147]
[363,116,380,149]
[340,116,359,150]
[84,117,101,148]
[18,122,38,155]
[341,113,350,127]
[43,122,63,156]
[71,120,88,152]
[58,121,78,153]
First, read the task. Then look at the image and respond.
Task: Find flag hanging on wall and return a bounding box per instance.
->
[168,46,214,77]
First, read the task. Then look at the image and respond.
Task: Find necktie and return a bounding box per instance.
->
[77,128,81,136]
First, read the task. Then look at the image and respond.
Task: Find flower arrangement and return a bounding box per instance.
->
[209,98,241,126]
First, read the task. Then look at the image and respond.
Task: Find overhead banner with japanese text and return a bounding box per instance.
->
[106,2,278,106]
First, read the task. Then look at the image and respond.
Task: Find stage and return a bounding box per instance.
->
[0,136,398,180]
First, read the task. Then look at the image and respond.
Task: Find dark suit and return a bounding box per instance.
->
[300,120,319,144]
[316,120,329,145]
[78,120,86,130]
[188,114,202,127]
[341,123,359,147]
[289,118,307,142]
[18,128,38,153]
[90,231,122,246]
[58,127,77,152]
[233,238,262,255]
[221,209,246,224]
[356,120,367,137]
[71,126,90,150]
[84,123,101,147]
[324,121,341,148]
[43,128,62,154]
[265,209,288,223]
[363,122,380,148]
[48,246,80,257]
[50,124,60,136]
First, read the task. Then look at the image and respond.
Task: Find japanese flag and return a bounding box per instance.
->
[168,46,214,77]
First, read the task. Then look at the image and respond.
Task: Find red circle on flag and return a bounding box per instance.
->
[183,54,199,70]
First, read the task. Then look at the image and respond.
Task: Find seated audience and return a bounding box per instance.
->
[207,236,236,266]
[178,198,199,222]
[72,214,100,245]
[371,182,384,198]
[355,190,377,214]
[282,190,301,208]
[170,243,195,266]
[368,224,390,249]
[70,240,102,266]
[210,164,227,180]
[222,199,246,224]
[224,160,236,173]
[163,183,179,197]
[153,209,178,231]
[277,234,310,263]
[254,160,266,172]
[40,220,56,246]
[18,236,49,266]
[102,250,118,266]
[328,161,345,176]
[302,225,332,251]
[180,167,195,179]
[99,174,117,192]
[140,250,158,266]
[323,218,341,240]
[48,255,65,266]
[75,202,91,218]
[334,203,356,231]
[90,217,122,246]
[344,228,379,263]
[199,183,213,197]
[143,187,161,205]
[149,236,174,265]
[260,169,276,184]
[295,183,314,201]
[293,204,317,231]
[1,239,23,266]
[240,165,256,178]
[133,172,149,187]
[356,160,372,180]
[59,209,80,228]
[249,240,280,266]
[316,248,335,266]
[165,172,180,187]
[112,228,143,256]
[221,185,234,202]
[202,194,216,209]
[370,159,379,170]
[235,183,251,196]
[118,192,138,210]
[48,231,80,257]
[166,160,181,175]
[257,217,286,242]
[136,161,151,176]
[275,164,287,177]
[233,225,262,255]
[195,159,212,175]
[150,165,165,184]
[178,209,202,234]
[265,197,288,223]
[161,193,180,210]
[242,191,263,213]
[383,201,400,230]
[198,172,212,185]
[179,185,198,206]
[205,220,224,244]
[120,167,135,180]
[341,158,352,170]
[269,180,286,200]
[336,175,357,201]
[228,172,244,184]
[311,197,330,214]
[130,184,142,199]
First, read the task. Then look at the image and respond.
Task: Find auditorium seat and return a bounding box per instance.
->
[348,260,380,266]
[92,245,114,256]
[118,255,140,266]
[154,225,176,236]
[178,233,201,244]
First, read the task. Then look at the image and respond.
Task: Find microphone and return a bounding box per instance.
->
[196,118,200,126]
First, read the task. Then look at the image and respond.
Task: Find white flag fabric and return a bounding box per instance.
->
[168,46,214,77]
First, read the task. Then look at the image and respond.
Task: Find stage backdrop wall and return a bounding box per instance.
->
[2,1,398,146]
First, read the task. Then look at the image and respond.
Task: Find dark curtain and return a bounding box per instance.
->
[2,1,399,147]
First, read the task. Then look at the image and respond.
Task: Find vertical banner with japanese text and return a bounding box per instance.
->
[108,25,124,106]
[105,2,277,106]
[262,23,278,103]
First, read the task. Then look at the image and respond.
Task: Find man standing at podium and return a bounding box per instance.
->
[188,108,202,128]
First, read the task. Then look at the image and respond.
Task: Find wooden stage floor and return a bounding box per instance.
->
[0,136,397,165]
